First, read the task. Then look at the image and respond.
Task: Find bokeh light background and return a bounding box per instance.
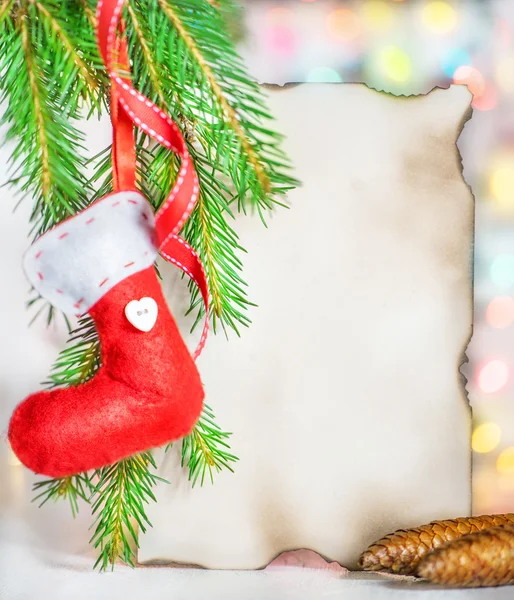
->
[241,0,514,514]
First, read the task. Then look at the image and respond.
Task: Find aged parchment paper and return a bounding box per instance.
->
[139,84,474,570]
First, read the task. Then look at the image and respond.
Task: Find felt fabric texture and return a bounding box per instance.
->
[23,191,157,315]
[8,266,204,477]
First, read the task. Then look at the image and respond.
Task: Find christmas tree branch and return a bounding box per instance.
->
[154,0,298,213]
[183,181,251,333]
[20,13,50,203]
[179,403,238,486]
[32,473,94,518]
[0,5,92,235]
[45,317,101,388]
[0,0,13,24]
[126,3,166,107]
[126,0,289,332]
[32,2,98,97]
[90,452,167,570]
[156,0,270,197]
[81,0,98,31]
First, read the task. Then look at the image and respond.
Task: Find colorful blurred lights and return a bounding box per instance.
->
[327,8,361,42]
[491,254,514,289]
[491,167,514,210]
[267,26,296,56]
[497,447,514,475]
[441,49,471,78]
[486,297,514,329]
[453,66,496,112]
[307,67,342,83]
[472,423,502,454]
[361,1,393,31]
[478,360,509,394]
[472,85,498,112]
[266,7,294,25]
[453,66,485,97]
[496,56,514,93]
[422,1,458,34]
[378,47,411,83]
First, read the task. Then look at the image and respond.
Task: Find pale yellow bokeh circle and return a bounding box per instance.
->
[472,423,502,454]
[361,1,393,31]
[378,46,411,82]
[497,447,514,475]
[422,1,458,34]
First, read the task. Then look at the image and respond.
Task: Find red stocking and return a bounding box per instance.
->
[9,191,204,478]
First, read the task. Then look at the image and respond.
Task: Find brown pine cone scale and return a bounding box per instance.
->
[358,514,514,575]
[418,524,514,588]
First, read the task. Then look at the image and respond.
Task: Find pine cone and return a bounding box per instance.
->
[358,514,514,575]
[418,524,514,588]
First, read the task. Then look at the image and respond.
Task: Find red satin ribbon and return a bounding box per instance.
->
[109,33,136,192]
[96,0,209,359]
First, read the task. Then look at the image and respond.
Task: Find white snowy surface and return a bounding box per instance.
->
[0,458,512,600]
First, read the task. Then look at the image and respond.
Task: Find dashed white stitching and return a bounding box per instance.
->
[31,189,157,315]
[117,97,179,152]
[156,170,200,251]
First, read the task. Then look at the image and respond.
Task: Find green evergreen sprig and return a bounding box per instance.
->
[46,317,101,387]
[123,0,298,332]
[0,1,100,236]
[175,403,238,486]
[89,452,166,570]
[32,473,94,518]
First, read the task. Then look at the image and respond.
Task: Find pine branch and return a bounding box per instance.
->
[126,3,167,108]
[178,404,238,487]
[27,293,72,330]
[0,0,14,25]
[156,0,272,199]
[157,0,298,210]
[81,0,98,32]
[32,473,94,518]
[21,14,50,203]
[125,0,290,333]
[32,2,99,100]
[89,452,167,570]
[183,182,252,334]
[0,5,93,236]
[45,317,100,388]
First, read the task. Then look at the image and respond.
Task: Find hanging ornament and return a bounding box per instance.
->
[8,0,209,477]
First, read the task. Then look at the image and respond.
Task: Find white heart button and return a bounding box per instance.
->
[125,297,158,332]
